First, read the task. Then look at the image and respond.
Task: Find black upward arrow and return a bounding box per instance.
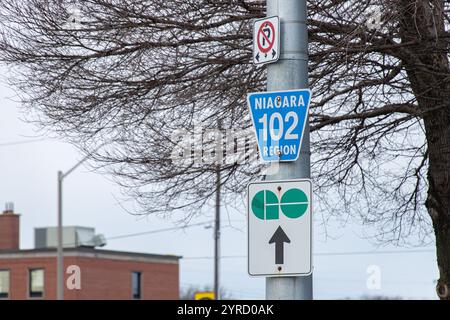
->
[269,226,291,265]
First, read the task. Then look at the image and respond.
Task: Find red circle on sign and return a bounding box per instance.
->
[257,21,275,54]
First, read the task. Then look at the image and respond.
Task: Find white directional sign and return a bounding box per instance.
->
[248,179,312,276]
[253,16,280,66]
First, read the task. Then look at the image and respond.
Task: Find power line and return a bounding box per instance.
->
[0,138,47,147]
[184,255,245,260]
[56,217,434,258]
[315,248,435,256]
[104,221,214,241]
[94,215,435,259]
[182,248,435,260]
[95,220,434,258]
[57,221,214,247]
[100,219,241,243]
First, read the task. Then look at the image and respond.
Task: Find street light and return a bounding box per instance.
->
[56,152,96,300]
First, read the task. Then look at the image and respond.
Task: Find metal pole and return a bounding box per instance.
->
[57,170,64,300]
[214,168,221,300]
[265,0,313,300]
[55,148,103,300]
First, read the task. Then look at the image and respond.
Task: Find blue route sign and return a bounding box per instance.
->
[247,89,311,162]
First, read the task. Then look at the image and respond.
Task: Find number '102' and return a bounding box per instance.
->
[258,112,299,141]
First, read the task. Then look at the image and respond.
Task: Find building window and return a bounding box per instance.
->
[29,269,44,298]
[0,270,10,299]
[132,271,141,300]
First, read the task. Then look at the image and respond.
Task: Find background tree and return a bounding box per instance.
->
[180,285,234,300]
[0,0,449,299]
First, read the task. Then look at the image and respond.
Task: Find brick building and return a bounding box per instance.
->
[0,207,180,300]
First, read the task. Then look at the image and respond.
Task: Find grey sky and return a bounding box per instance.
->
[0,69,439,300]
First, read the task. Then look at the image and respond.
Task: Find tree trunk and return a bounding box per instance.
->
[425,111,450,300]
[398,0,450,299]
[432,216,450,299]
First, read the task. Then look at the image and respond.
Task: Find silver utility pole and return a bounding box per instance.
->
[213,120,223,300]
[214,168,221,300]
[265,0,313,300]
[57,153,92,300]
[57,171,64,300]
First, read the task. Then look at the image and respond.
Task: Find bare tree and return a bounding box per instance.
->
[180,285,234,300]
[0,0,449,299]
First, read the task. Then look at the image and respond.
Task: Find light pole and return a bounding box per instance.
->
[265,0,313,300]
[56,153,92,300]
[214,167,221,300]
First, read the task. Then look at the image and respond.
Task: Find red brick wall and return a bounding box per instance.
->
[74,257,179,300]
[0,255,179,300]
[0,214,20,251]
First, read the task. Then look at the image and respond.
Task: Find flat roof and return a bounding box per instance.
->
[0,247,182,264]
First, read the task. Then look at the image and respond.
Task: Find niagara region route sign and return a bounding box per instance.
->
[248,179,312,277]
[253,16,280,65]
[247,89,311,162]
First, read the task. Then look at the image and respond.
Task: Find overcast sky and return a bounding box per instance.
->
[0,68,439,300]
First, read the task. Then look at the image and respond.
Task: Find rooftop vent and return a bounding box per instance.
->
[3,202,14,214]
[34,226,107,249]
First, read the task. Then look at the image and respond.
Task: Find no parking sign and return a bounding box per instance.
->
[253,16,280,66]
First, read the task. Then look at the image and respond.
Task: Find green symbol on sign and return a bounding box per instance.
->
[251,188,308,220]
[252,190,279,220]
[280,188,308,218]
